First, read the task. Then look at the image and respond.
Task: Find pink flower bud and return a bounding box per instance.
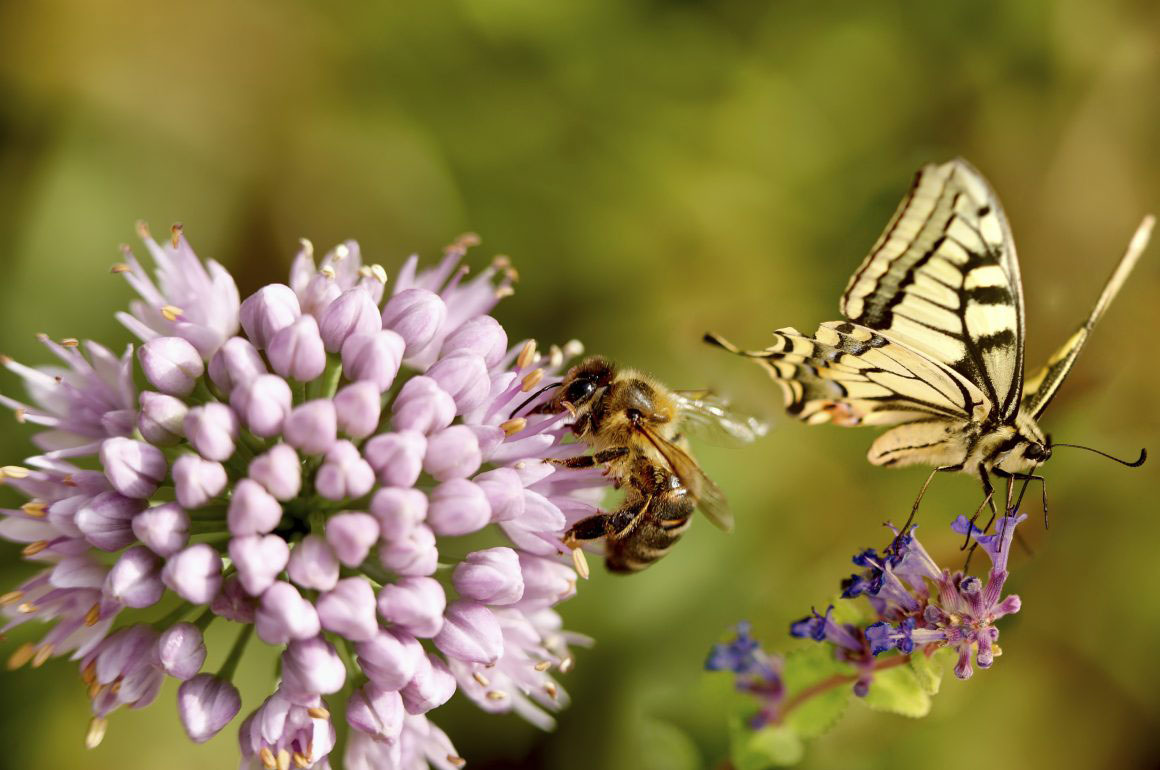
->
[157,622,206,680]
[268,315,327,382]
[346,684,404,742]
[178,674,241,743]
[364,431,426,487]
[138,391,188,446]
[233,374,292,438]
[426,351,490,414]
[284,399,337,455]
[227,478,283,536]
[247,443,302,501]
[229,535,290,596]
[184,402,239,462]
[281,637,347,700]
[131,502,190,558]
[100,437,167,499]
[400,653,456,715]
[390,376,456,434]
[287,535,340,592]
[355,629,423,691]
[473,467,525,522]
[325,511,379,567]
[333,381,382,440]
[240,283,301,349]
[76,491,145,551]
[255,581,321,644]
[317,578,379,642]
[517,553,577,608]
[370,487,428,541]
[208,336,267,395]
[105,546,165,608]
[439,315,508,368]
[172,455,228,509]
[423,425,482,481]
[341,330,405,392]
[162,544,223,605]
[452,547,524,606]
[381,288,447,359]
[315,441,375,501]
[427,479,490,536]
[378,524,439,577]
[377,576,445,638]
[139,336,205,396]
[320,287,382,353]
[210,576,257,624]
[433,601,503,665]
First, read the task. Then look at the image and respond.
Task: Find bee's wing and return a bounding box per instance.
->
[671,390,768,447]
[634,422,735,533]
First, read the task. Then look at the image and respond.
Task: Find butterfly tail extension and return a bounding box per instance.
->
[1021,214,1155,419]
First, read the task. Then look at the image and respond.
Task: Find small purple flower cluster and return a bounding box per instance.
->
[0,226,610,768]
[707,515,1024,725]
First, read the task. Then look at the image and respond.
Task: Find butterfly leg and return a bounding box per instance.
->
[896,465,956,542]
[1008,472,1048,528]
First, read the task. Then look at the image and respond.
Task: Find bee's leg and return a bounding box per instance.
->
[562,496,650,580]
[548,446,629,469]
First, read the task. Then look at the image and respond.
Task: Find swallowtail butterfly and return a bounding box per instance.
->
[707,159,1152,524]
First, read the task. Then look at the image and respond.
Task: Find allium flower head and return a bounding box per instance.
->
[0,227,607,767]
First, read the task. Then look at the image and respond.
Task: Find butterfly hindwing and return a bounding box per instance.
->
[705,321,988,428]
[840,159,1026,422]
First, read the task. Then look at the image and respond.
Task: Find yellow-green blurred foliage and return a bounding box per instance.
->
[1,1,1158,768]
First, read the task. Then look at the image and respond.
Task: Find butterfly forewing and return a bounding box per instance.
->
[840,160,1026,422]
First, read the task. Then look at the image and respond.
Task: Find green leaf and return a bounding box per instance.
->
[729,716,804,769]
[781,646,851,739]
[636,718,702,770]
[910,647,955,696]
[861,660,931,718]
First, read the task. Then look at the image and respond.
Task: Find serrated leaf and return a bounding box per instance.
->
[861,661,931,717]
[729,716,804,769]
[780,645,852,739]
[910,647,955,696]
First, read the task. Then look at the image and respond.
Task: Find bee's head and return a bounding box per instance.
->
[553,356,615,415]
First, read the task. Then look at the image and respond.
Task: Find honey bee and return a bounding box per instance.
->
[522,356,765,574]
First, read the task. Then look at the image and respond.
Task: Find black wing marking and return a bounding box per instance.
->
[840,159,1025,422]
[705,321,988,427]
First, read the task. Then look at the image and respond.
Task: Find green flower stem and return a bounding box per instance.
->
[153,601,194,630]
[194,607,217,632]
[776,651,920,724]
[217,623,254,681]
[306,357,343,401]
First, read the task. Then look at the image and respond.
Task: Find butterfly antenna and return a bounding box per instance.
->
[509,382,562,418]
[1051,443,1147,468]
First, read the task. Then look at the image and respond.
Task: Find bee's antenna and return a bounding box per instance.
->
[1051,443,1147,468]
[510,382,562,418]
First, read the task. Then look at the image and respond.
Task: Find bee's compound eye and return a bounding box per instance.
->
[565,379,597,404]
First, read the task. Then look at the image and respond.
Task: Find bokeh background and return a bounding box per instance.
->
[1,1,1158,768]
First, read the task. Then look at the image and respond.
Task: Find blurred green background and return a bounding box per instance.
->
[1,1,1158,768]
